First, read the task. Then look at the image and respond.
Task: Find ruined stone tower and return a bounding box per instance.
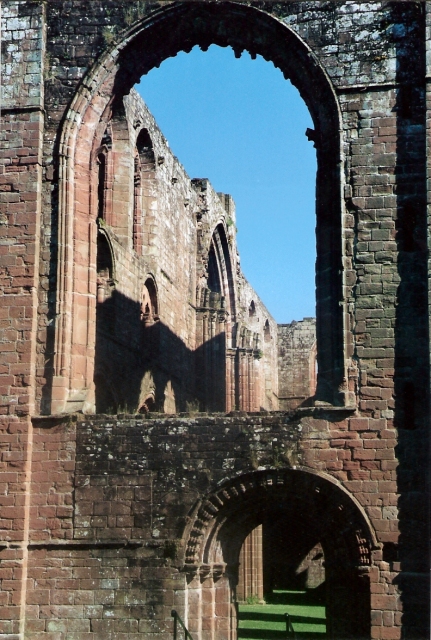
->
[0,2,430,639]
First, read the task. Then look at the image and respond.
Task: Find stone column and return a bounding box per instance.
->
[237,526,264,603]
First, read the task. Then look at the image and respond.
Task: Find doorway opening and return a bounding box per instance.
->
[182,469,373,640]
[237,524,326,639]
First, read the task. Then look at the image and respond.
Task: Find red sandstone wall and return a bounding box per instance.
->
[237,276,279,410]
[19,414,404,640]
[0,3,46,635]
[88,89,275,414]
[0,2,430,639]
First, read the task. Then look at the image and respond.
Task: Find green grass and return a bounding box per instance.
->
[238,590,326,639]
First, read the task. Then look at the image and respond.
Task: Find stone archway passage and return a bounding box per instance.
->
[182,469,375,640]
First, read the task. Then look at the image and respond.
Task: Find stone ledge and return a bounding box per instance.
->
[32,405,356,427]
[0,539,145,550]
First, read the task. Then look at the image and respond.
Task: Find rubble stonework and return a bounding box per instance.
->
[0,2,430,639]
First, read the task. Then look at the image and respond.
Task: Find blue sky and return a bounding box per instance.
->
[137,45,316,324]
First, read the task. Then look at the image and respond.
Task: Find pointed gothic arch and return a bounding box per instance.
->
[52,2,346,414]
[200,222,236,320]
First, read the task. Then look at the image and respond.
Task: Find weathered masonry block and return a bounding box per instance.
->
[0,2,430,639]
[278,319,317,410]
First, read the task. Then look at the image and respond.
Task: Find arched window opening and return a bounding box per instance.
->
[96,232,114,305]
[207,242,221,294]
[195,224,233,412]
[133,127,157,254]
[136,127,155,168]
[141,277,158,327]
[138,393,156,414]
[97,152,107,221]
[94,232,116,413]
[249,300,256,318]
[136,43,329,412]
[54,3,346,416]
[264,319,271,342]
[211,223,236,317]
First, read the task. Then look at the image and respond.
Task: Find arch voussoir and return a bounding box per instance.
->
[184,468,376,570]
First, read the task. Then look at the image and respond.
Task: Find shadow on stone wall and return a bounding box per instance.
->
[392,4,430,638]
[263,518,324,594]
[94,289,226,414]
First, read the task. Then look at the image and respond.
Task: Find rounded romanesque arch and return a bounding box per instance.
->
[53,2,345,414]
[181,469,377,640]
[184,468,376,570]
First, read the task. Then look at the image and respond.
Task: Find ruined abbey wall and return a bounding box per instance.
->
[0,2,430,639]
[89,88,278,416]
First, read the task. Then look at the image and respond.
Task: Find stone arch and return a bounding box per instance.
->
[263,318,271,343]
[181,468,377,640]
[133,127,156,253]
[94,123,113,224]
[140,276,160,378]
[209,223,236,320]
[141,275,159,325]
[94,229,116,413]
[53,2,345,414]
[137,370,156,414]
[195,222,235,412]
